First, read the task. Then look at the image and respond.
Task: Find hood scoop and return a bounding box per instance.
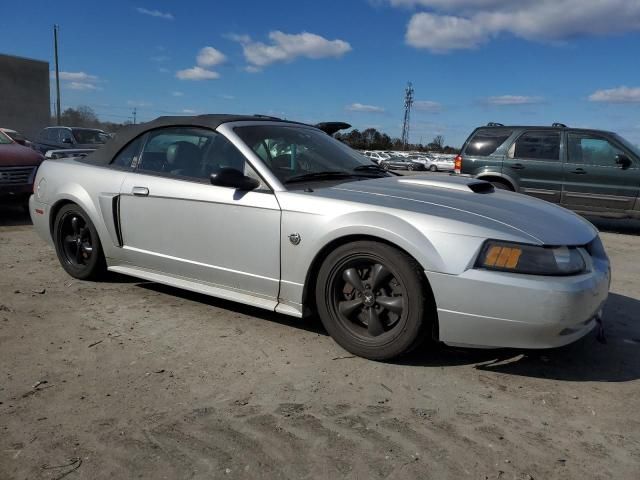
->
[398,177,495,194]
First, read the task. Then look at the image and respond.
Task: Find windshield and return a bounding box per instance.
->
[234,125,384,183]
[72,129,108,144]
[0,130,13,144]
[613,133,640,158]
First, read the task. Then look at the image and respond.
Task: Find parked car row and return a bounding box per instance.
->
[362,150,456,172]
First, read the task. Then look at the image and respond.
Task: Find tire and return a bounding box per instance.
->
[381,162,389,170]
[408,164,415,171]
[53,204,107,280]
[429,165,438,172]
[315,241,432,360]
[489,180,513,191]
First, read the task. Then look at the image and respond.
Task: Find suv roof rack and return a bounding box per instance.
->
[552,122,567,128]
[486,122,504,127]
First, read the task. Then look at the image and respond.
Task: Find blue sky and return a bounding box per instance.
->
[2,0,640,146]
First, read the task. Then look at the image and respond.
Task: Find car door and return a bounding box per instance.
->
[58,128,75,149]
[504,130,563,203]
[562,132,639,214]
[118,126,281,300]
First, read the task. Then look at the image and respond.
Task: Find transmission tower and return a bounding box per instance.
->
[401,82,414,149]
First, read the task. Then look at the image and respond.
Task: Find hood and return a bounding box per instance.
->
[0,143,43,167]
[311,175,597,246]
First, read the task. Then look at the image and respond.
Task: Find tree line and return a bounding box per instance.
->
[335,128,458,153]
[51,106,130,133]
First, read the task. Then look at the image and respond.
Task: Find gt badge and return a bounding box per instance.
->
[289,233,301,245]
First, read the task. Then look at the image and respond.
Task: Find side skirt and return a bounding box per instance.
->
[108,264,303,318]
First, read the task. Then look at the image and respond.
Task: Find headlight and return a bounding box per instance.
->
[476,240,586,276]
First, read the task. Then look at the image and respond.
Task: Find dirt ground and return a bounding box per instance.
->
[1,203,639,480]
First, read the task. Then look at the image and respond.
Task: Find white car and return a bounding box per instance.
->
[366,151,391,164]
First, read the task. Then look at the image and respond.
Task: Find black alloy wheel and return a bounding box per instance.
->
[316,241,431,360]
[53,204,106,280]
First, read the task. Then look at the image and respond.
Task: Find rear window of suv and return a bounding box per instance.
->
[464,129,513,156]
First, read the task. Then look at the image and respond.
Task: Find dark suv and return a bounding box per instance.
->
[456,123,640,219]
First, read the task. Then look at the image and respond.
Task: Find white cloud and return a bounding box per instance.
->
[231,31,351,68]
[53,71,100,91]
[196,46,226,67]
[346,103,385,113]
[398,1,640,52]
[54,71,98,82]
[588,86,640,103]
[172,91,184,97]
[67,82,99,91]
[220,94,235,100]
[244,65,262,73]
[182,109,197,114]
[176,66,220,80]
[136,7,174,20]
[414,100,443,112]
[485,95,544,105]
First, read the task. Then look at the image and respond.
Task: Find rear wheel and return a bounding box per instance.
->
[316,241,431,360]
[408,164,415,171]
[429,165,438,172]
[381,162,389,170]
[53,204,106,280]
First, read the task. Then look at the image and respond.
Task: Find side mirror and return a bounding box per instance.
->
[210,168,260,190]
[615,154,631,169]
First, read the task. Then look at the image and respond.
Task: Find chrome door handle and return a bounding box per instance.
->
[132,186,149,196]
[570,168,587,175]
[510,163,525,170]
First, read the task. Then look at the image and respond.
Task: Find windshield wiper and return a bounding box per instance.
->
[285,171,355,183]
[353,164,389,175]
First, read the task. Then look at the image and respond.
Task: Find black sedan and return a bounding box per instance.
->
[380,156,424,171]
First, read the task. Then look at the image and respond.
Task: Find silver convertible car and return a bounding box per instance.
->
[30,115,610,360]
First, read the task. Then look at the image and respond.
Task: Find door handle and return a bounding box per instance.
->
[510,163,525,170]
[132,186,149,196]
[570,168,587,175]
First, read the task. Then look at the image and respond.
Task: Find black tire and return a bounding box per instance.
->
[315,241,432,360]
[53,204,107,280]
[381,162,389,170]
[489,180,513,191]
[429,165,438,172]
[408,164,415,171]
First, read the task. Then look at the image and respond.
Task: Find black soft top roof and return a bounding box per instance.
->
[81,114,310,165]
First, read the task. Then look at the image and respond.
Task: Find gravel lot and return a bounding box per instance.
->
[1,188,639,479]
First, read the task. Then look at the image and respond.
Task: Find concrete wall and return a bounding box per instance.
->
[0,53,50,139]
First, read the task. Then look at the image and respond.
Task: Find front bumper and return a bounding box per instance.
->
[426,258,610,349]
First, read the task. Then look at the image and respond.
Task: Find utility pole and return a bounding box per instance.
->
[400,82,414,150]
[53,25,61,125]
[132,107,137,125]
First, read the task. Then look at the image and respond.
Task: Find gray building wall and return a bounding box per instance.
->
[0,53,50,139]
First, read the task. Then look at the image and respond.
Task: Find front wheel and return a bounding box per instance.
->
[316,241,432,360]
[53,204,107,280]
[429,165,438,172]
[381,162,389,170]
[408,164,415,171]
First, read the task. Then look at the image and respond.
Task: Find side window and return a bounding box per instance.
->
[568,134,622,167]
[465,129,513,156]
[137,127,263,186]
[512,131,560,161]
[58,129,73,143]
[111,136,143,169]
